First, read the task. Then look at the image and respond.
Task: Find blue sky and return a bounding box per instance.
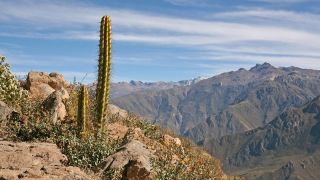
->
[1,0,320,83]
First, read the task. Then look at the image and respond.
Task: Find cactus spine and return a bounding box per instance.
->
[78,85,89,137]
[96,16,112,134]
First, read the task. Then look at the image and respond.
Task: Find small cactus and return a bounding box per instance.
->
[77,85,89,137]
[96,16,112,134]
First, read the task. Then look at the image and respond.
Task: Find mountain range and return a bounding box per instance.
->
[112,63,320,142]
[110,62,320,179]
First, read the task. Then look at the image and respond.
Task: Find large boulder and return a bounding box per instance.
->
[0,101,14,138]
[26,72,69,99]
[43,88,69,123]
[99,140,155,180]
[108,104,128,118]
[0,141,90,180]
[162,134,182,147]
[0,101,12,123]
[106,122,129,140]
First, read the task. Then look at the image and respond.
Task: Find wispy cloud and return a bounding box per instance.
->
[213,8,320,31]
[250,0,310,3]
[1,0,320,81]
[163,0,211,6]
[1,1,319,45]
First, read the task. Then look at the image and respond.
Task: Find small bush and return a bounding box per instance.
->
[56,135,121,169]
[15,121,62,141]
[0,56,28,109]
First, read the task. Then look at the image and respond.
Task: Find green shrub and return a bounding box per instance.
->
[56,135,120,169]
[16,121,62,141]
[0,56,28,109]
[5,115,64,142]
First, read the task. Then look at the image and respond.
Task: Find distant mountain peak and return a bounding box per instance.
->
[238,68,247,71]
[249,62,276,72]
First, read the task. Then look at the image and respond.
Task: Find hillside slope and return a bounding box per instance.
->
[112,63,320,143]
[204,96,320,179]
[0,70,231,179]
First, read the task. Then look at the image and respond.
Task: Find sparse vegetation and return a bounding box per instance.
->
[3,96,228,179]
[56,134,120,169]
[107,113,228,179]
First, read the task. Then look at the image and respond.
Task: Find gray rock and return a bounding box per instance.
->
[0,101,13,124]
[99,140,155,179]
[0,141,90,180]
[43,88,69,123]
[26,71,69,99]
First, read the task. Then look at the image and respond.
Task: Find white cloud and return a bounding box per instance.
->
[213,8,320,31]
[1,0,320,75]
[2,0,320,46]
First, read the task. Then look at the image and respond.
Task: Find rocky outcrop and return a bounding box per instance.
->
[99,140,155,180]
[0,101,12,123]
[105,122,129,140]
[26,72,69,99]
[43,88,69,123]
[108,104,128,118]
[24,71,70,123]
[0,141,90,180]
[162,134,182,147]
[0,101,13,138]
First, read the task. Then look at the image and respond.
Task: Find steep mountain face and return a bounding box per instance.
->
[204,96,320,179]
[112,63,320,143]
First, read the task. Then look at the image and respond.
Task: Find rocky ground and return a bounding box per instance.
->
[0,141,91,180]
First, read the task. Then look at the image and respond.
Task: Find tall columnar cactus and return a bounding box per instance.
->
[96,16,112,134]
[78,85,89,137]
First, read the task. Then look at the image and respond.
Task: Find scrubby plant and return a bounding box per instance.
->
[5,106,63,142]
[14,120,63,142]
[96,16,112,135]
[0,55,28,109]
[77,85,90,137]
[56,135,120,169]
